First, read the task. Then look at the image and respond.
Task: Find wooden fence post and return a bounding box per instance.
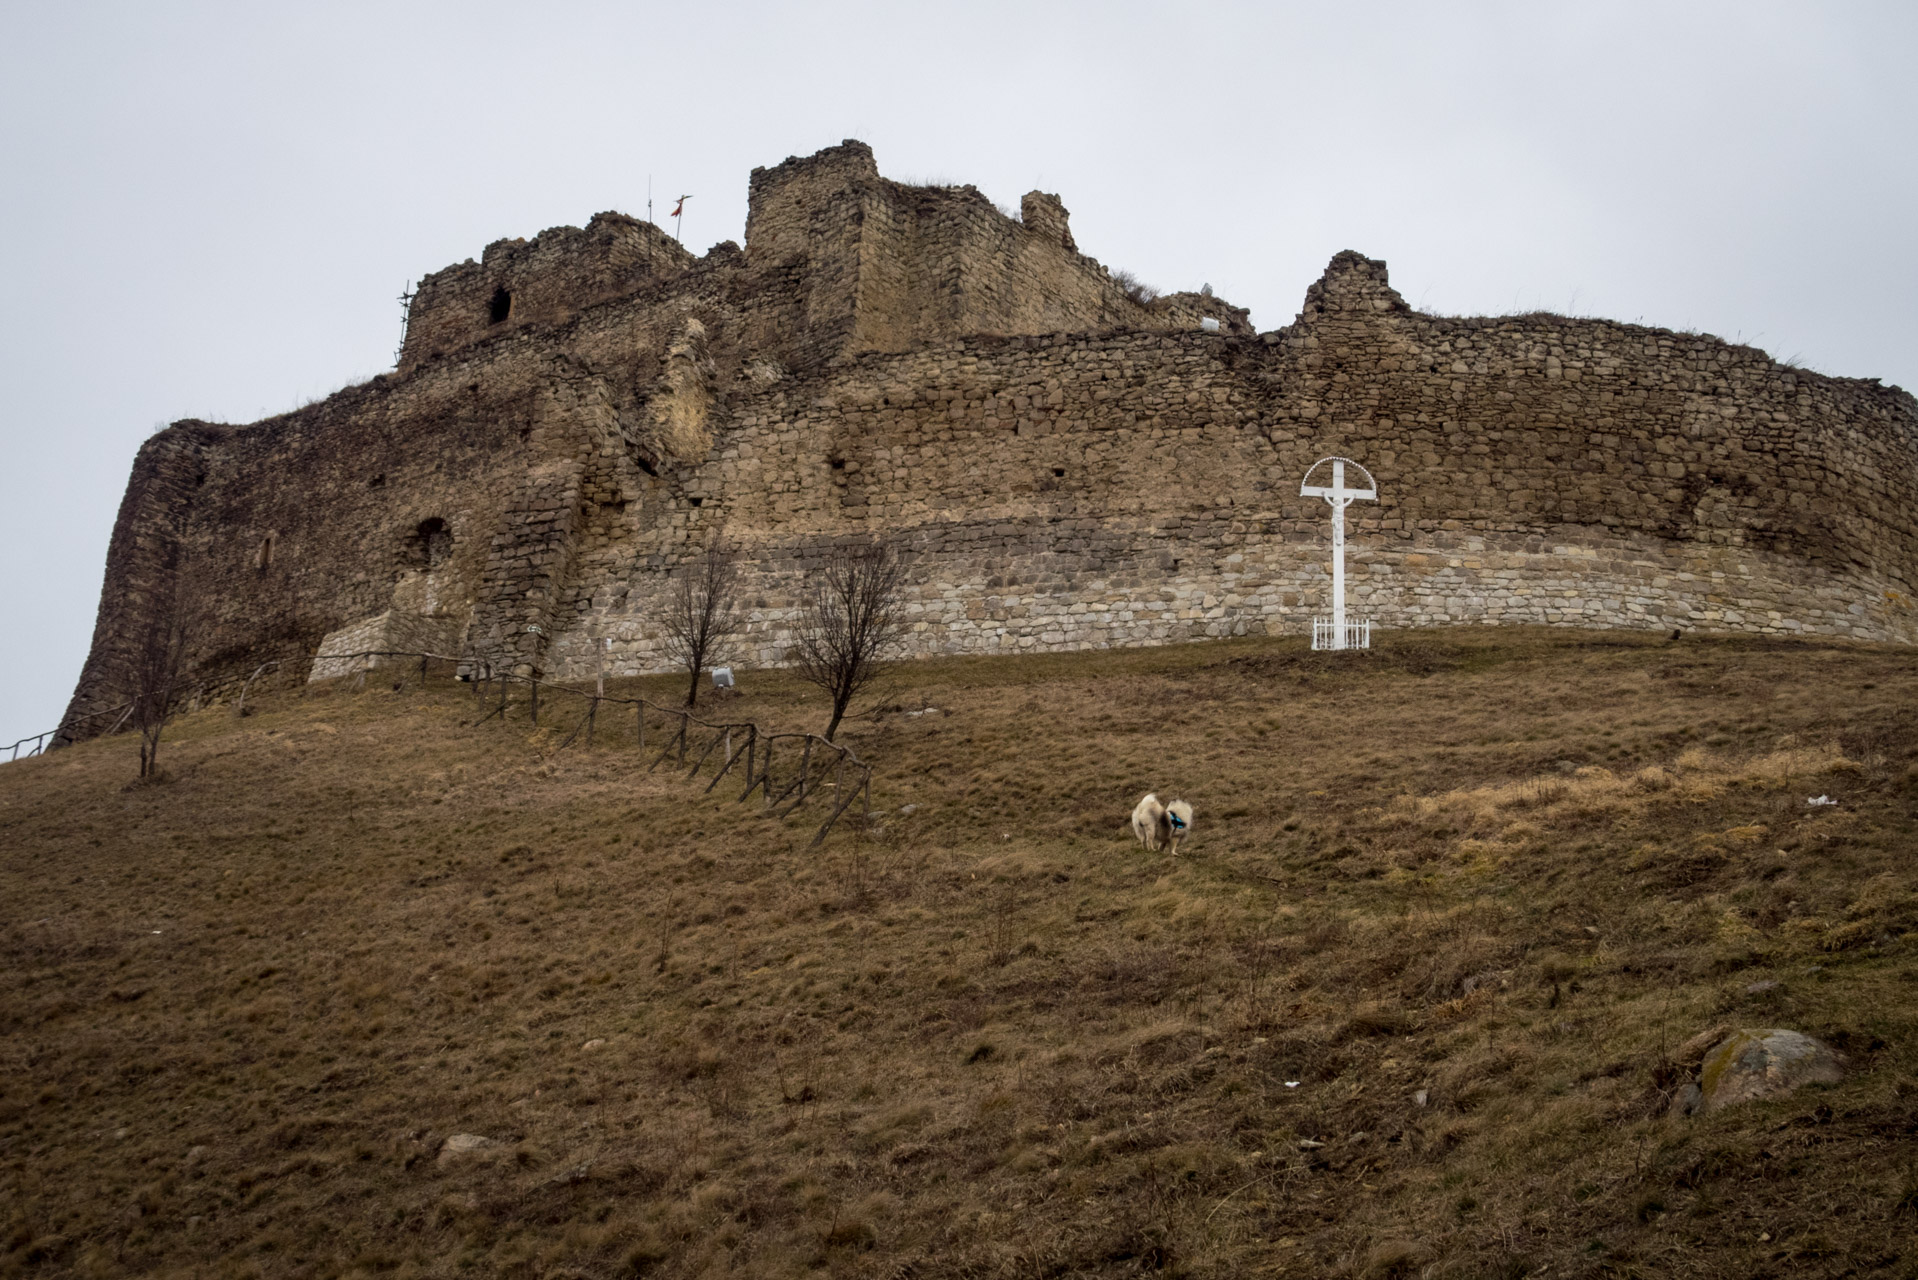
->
[770,738,817,814]
[744,736,772,804]
[591,640,605,745]
[707,726,752,794]
[809,765,870,848]
[648,713,690,773]
[686,725,728,778]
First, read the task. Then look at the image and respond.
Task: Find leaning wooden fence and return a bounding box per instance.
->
[5,698,140,763]
[11,651,875,849]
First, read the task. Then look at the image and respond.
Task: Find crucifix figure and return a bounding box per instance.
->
[1300,456,1379,650]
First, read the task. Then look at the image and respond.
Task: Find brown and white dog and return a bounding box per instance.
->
[1130,792,1195,855]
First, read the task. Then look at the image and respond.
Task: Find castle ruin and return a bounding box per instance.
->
[62,140,1918,733]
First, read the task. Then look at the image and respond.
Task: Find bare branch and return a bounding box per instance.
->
[789,536,908,741]
[130,557,195,781]
[659,533,743,707]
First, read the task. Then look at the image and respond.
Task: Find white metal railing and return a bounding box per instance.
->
[1311,618,1372,651]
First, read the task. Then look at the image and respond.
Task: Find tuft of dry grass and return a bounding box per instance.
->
[1,627,1914,1278]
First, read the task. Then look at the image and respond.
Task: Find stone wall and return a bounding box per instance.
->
[404,142,1249,384]
[548,267,1918,677]
[61,143,1918,736]
[399,214,694,373]
[59,422,223,737]
[309,611,464,682]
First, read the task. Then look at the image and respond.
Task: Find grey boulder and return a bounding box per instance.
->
[1697,1029,1845,1112]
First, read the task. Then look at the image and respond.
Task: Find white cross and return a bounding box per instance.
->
[1300,457,1378,649]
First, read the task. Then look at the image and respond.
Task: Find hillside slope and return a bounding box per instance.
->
[4,629,1916,1279]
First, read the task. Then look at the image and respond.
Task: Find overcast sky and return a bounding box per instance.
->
[2,1,1913,746]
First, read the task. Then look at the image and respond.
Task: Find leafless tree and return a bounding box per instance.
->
[790,536,908,741]
[130,582,194,781]
[660,535,743,707]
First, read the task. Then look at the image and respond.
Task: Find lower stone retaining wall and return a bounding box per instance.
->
[536,518,1913,681]
[310,612,466,682]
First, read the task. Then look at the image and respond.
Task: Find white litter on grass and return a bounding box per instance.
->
[1284,1081,1300,1088]
[150,930,162,935]
[1808,795,1837,807]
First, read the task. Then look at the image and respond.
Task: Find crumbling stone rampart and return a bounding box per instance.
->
[557,267,1916,676]
[400,213,694,373]
[60,143,1918,735]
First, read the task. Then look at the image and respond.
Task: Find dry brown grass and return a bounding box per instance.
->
[3,627,1916,1279]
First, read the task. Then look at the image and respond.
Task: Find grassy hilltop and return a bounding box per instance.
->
[3,629,1916,1279]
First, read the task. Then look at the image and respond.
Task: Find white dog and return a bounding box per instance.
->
[1130,792,1195,855]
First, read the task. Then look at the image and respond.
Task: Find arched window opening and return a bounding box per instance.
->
[256,535,274,570]
[488,287,512,325]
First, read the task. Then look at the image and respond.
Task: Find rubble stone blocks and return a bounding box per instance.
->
[309,612,466,683]
[59,141,1918,734]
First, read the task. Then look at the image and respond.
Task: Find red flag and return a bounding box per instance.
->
[670,198,685,218]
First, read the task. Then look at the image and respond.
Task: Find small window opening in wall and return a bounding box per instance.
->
[1052,468,1066,478]
[194,473,207,487]
[689,496,705,508]
[518,427,532,443]
[369,474,386,489]
[256,535,274,570]
[489,287,512,324]
[829,457,846,471]
[413,517,453,569]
